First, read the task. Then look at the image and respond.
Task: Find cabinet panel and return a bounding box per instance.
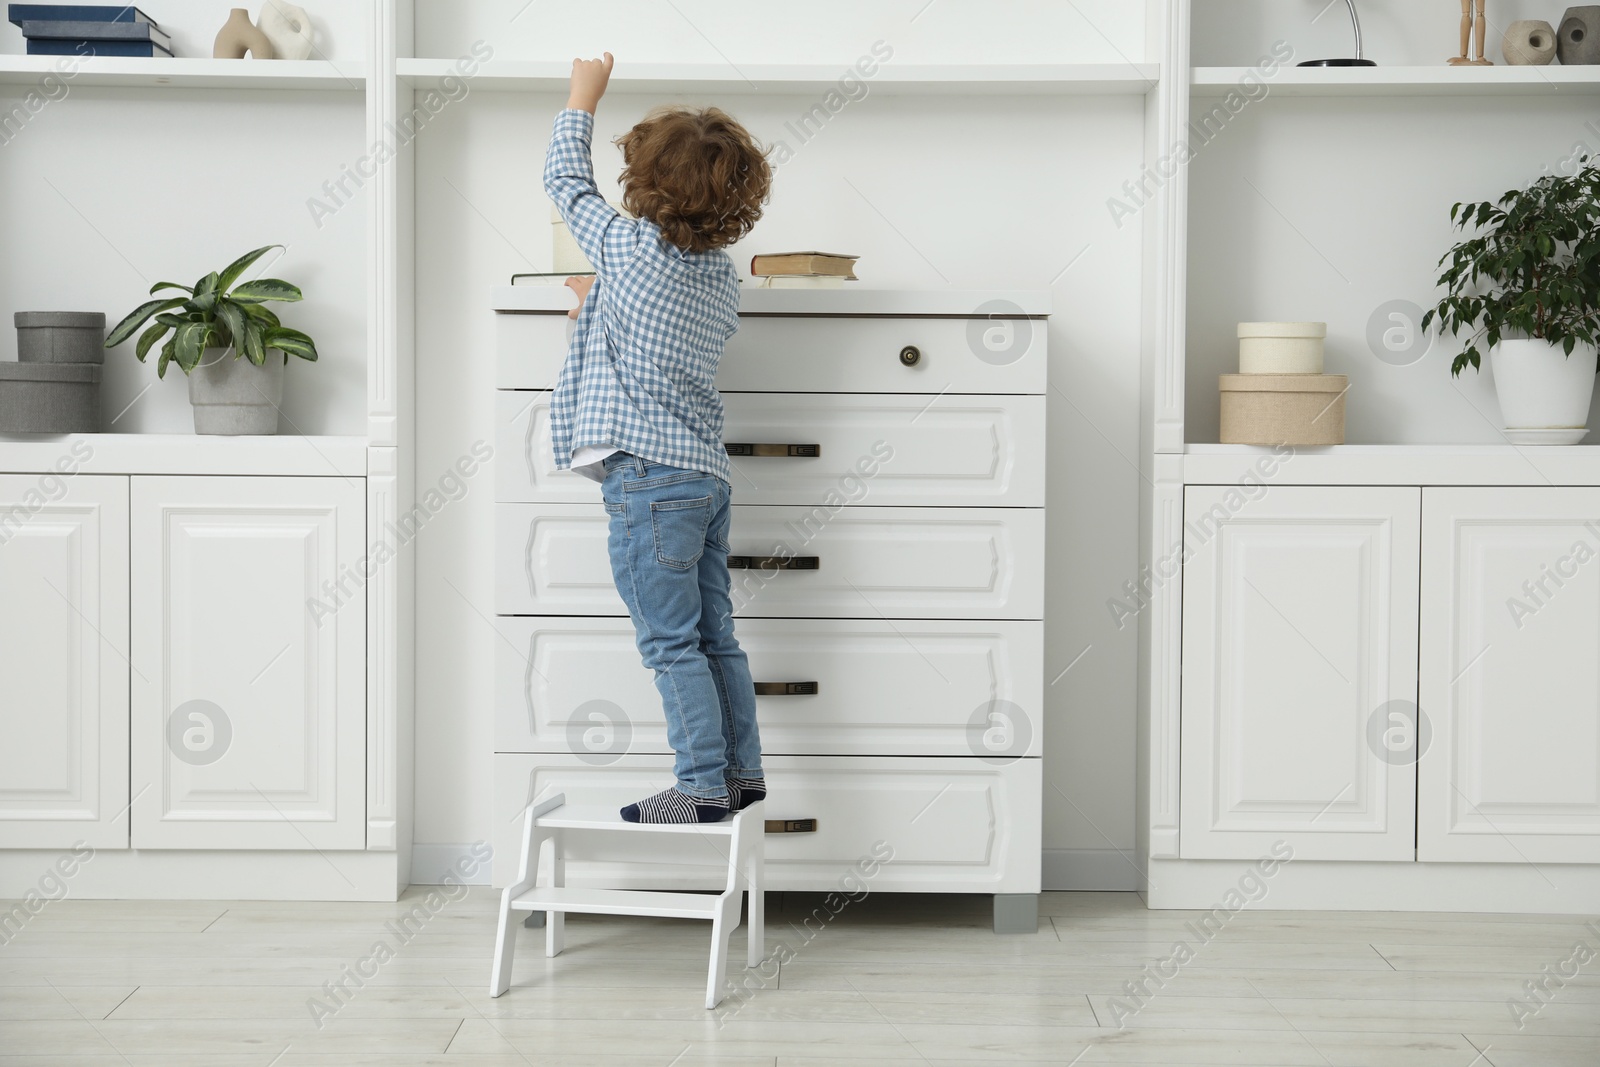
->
[130,477,366,850]
[495,504,1045,620]
[493,753,1041,894]
[1180,485,1420,860]
[1419,488,1600,864]
[494,616,1043,757]
[495,311,1047,394]
[0,474,128,849]
[494,391,1047,508]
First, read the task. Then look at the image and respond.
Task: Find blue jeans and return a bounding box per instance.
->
[600,452,763,799]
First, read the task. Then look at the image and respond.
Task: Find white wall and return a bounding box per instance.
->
[410,2,1149,888]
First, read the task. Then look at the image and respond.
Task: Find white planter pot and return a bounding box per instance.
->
[187,348,285,435]
[1489,337,1598,435]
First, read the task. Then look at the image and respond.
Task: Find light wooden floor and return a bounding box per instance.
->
[1,888,1596,1065]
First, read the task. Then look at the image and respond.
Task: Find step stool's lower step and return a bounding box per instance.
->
[510,886,722,920]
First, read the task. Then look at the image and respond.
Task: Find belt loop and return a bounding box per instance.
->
[631,453,646,477]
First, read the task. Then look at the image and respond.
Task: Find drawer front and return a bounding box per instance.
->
[496,312,1046,394]
[495,390,1047,507]
[494,616,1043,757]
[492,753,1042,894]
[495,503,1045,619]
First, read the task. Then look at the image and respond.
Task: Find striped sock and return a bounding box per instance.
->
[725,776,766,811]
[620,787,730,824]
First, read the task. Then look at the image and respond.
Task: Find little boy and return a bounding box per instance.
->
[543,53,773,823]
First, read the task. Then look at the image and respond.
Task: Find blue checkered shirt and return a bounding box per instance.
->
[543,108,739,485]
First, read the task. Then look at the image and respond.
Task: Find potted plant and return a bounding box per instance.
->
[105,245,318,435]
[1423,159,1600,444]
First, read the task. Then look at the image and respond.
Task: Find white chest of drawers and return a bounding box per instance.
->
[490,287,1048,932]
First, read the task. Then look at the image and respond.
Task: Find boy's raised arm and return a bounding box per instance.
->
[543,52,634,276]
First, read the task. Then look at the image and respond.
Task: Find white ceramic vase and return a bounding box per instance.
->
[258,0,314,61]
[187,348,285,435]
[1489,337,1598,442]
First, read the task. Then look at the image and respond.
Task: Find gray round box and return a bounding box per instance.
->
[15,311,107,364]
[0,362,102,433]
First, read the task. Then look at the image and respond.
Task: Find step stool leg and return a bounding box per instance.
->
[545,828,565,958]
[489,886,518,997]
[706,898,736,1010]
[745,821,765,969]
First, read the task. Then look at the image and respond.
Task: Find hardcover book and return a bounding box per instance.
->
[7,4,157,26]
[20,19,171,49]
[26,36,171,55]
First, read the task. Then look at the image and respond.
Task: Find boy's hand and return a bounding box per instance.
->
[567,53,614,114]
[565,275,596,319]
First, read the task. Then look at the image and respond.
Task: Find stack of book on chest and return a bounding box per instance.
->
[8,5,171,57]
[750,251,858,289]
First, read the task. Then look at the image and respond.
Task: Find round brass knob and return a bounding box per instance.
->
[899,345,921,367]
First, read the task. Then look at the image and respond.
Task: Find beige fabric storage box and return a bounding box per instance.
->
[1237,321,1325,374]
[1219,373,1347,446]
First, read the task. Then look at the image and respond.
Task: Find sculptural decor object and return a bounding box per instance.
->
[1503,20,1558,64]
[1298,0,1377,66]
[213,7,274,59]
[1450,0,1493,65]
[1559,7,1600,64]
[258,0,313,61]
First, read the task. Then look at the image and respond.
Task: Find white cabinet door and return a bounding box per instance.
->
[130,477,366,850]
[1419,488,1600,864]
[1181,485,1420,861]
[0,474,128,850]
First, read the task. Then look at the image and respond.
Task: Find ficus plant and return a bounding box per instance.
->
[1423,158,1600,377]
[105,245,318,378]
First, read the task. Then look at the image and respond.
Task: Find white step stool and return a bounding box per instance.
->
[489,792,765,1009]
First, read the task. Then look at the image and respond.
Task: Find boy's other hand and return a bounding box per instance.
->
[567,53,614,114]
[565,275,596,318]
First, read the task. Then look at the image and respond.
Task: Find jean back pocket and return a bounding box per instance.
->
[649,495,713,570]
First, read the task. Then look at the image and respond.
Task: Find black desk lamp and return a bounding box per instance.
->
[1299,0,1378,66]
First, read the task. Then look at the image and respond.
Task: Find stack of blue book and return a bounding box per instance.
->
[7,5,172,57]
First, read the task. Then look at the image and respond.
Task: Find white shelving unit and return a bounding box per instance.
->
[0,55,364,89]
[1193,64,1600,96]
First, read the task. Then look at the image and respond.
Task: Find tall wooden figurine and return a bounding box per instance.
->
[1449,0,1494,65]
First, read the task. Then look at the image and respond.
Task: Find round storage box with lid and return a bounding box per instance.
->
[1219,373,1347,446]
[0,362,101,433]
[1237,321,1326,374]
[15,312,106,364]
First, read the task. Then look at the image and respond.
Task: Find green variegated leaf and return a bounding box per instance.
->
[135,321,170,364]
[218,245,281,293]
[105,297,187,347]
[230,279,302,304]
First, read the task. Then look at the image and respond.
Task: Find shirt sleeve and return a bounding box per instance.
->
[543,108,638,277]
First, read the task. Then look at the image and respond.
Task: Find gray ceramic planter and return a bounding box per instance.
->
[15,311,106,363]
[187,348,285,435]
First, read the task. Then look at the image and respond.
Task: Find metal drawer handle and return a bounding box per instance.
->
[766,818,818,834]
[899,345,921,367]
[725,443,822,458]
[727,555,819,570]
[754,681,819,696]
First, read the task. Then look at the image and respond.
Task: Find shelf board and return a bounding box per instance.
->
[0,55,364,90]
[1193,64,1600,97]
[1183,443,1600,486]
[0,433,368,477]
[400,58,1158,95]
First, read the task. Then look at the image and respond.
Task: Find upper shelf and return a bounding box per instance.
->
[400,59,1159,95]
[1193,65,1600,97]
[0,55,364,90]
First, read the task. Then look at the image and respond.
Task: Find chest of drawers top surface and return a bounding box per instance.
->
[490,287,1052,317]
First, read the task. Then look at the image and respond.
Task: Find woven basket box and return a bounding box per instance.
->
[1219,373,1347,446]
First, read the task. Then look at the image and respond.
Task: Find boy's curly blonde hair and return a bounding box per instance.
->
[615,106,772,254]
